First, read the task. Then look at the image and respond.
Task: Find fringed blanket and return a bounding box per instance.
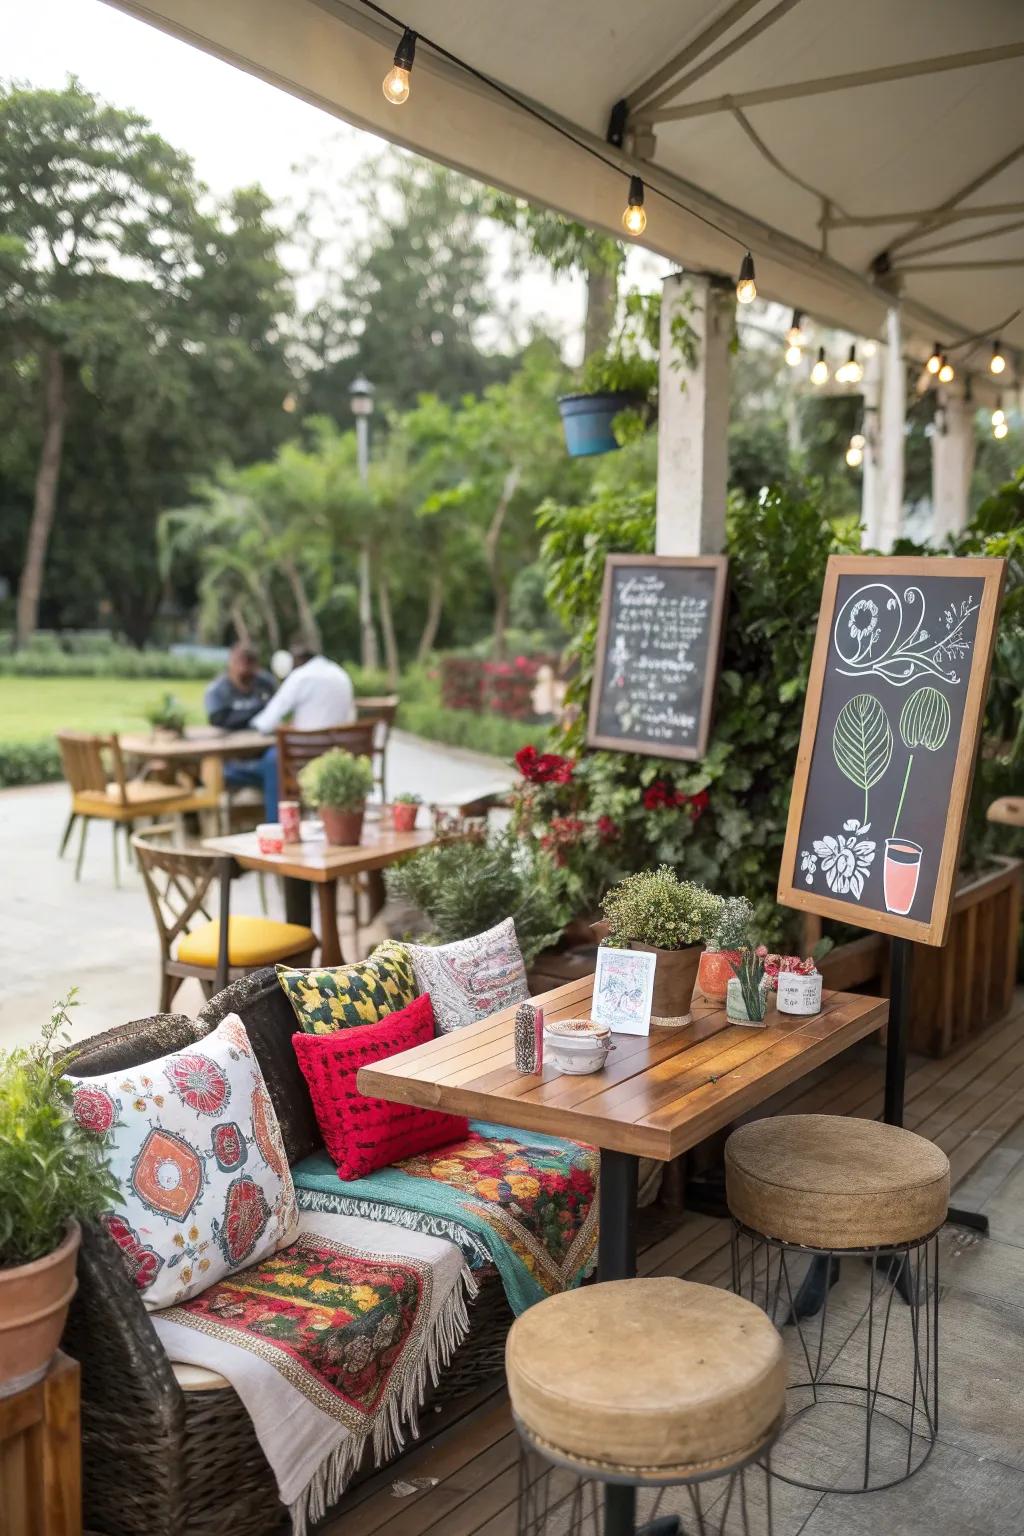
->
[152,1210,474,1535]
[293,1122,598,1316]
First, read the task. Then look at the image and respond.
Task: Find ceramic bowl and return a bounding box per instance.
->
[544,1018,613,1075]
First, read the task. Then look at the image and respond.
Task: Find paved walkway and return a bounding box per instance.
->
[0,731,511,1050]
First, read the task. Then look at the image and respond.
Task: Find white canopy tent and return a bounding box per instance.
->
[106,0,1024,542]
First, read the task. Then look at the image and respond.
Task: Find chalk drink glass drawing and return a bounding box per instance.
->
[883,839,923,915]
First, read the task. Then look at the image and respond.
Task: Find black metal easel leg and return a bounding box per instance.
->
[598,1150,639,1534]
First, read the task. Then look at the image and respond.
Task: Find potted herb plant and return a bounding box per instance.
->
[0,994,119,1396]
[144,691,187,741]
[600,866,721,1019]
[390,792,421,834]
[726,948,769,1026]
[297,749,374,846]
[697,895,754,1002]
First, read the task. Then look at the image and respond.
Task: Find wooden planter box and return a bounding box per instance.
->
[902,856,1022,1057]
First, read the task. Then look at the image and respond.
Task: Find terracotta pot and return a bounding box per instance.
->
[321,804,365,846]
[696,948,741,1002]
[631,942,701,1021]
[0,1221,80,1397]
[391,802,418,833]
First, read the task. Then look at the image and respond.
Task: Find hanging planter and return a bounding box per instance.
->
[559,289,664,456]
[557,391,644,457]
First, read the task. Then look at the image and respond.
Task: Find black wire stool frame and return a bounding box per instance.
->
[731,1220,940,1494]
[514,1416,779,1536]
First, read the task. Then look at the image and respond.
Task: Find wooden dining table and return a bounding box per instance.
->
[359,973,888,1536]
[201,819,450,969]
[119,725,272,763]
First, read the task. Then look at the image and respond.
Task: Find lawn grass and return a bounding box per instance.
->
[0,677,210,743]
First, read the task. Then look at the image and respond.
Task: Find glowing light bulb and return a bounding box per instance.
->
[926,342,942,375]
[785,344,803,367]
[938,356,954,384]
[282,393,297,414]
[735,251,756,304]
[850,433,866,450]
[994,420,1009,439]
[991,341,1007,375]
[785,310,806,349]
[862,339,877,358]
[622,176,646,236]
[810,347,829,386]
[845,445,864,468]
[383,28,416,104]
[845,345,863,384]
[993,408,1006,426]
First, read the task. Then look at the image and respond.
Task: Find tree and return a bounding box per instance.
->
[0,79,294,644]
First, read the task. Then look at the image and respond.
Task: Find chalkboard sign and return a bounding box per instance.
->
[587,555,728,761]
[779,555,1005,946]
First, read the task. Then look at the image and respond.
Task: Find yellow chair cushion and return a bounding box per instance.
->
[177,916,316,969]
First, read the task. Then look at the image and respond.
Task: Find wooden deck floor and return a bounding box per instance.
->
[320,990,1024,1536]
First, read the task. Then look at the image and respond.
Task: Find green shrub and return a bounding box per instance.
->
[0,739,62,788]
[708,895,755,950]
[397,701,537,759]
[298,749,374,810]
[0,993,120,1266]
[0,647,218,679]
[601,866,722,950]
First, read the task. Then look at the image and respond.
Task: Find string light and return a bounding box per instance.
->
[785,344,803,367]
[938,355,955,384]
[735,252,757,305]
[993,407,1008,439]
[783,310,805,367]
[622,176,647,236]
[990,340,1007,375]
[845,433,864,469]
[382,27,416,103]
[836,344,863,385]
[862,339,877,358]
[926,343,942,375]
[810,347,830,386]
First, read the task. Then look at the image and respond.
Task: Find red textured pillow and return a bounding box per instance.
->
[292,993,468,1179]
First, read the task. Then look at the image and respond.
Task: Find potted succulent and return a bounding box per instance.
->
[297,749,374,846]
[144,691,187,740]
[390,792,421,834]
[697,895,754,1002]
[726,948,769,1026]
[600,866,721,1019]
[0,994,119,1396]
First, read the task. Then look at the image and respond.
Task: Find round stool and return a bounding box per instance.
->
[726,1114,949,1494]
[506,1277,785,1536]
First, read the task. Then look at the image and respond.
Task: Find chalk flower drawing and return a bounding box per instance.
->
[833,583,978,687]
[804,818,876,900]
[799,850,818,884]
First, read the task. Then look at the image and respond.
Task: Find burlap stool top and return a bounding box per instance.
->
[726,1114,950,1250]
[505,1277,785,1482]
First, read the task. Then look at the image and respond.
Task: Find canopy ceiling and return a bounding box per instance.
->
[108,0,1024,372]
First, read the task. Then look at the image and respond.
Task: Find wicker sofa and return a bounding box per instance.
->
[64,968,513,1536]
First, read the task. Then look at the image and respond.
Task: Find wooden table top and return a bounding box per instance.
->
[202,821,445,881]
[120,726,272,761]
[358,976,889,1161]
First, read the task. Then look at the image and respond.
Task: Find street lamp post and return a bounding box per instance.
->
[348,374,379,671]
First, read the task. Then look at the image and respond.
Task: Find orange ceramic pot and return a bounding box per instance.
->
[391,802,418,833]
[696,948,741,1002]
[321,805,365,846]
[0,1221,80,1397]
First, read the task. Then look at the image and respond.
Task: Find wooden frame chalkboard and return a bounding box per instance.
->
[587,554,728,761]
[779,555,1006,947]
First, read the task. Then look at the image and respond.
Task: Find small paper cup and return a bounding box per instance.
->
[256,822,284,855]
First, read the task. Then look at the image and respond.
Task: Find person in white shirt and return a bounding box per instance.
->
[227,642,357,818]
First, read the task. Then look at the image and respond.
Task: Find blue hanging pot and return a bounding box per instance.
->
[557,391,642,457]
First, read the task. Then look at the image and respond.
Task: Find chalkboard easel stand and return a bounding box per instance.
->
[790,932,988,1323]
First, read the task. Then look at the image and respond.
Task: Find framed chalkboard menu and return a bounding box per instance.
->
[779,555,1005,947]
[587,555,728,761]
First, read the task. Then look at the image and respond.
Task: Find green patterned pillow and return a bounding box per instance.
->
[276,941,417,1034]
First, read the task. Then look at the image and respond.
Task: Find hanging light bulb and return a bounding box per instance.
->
[926,342,942,375]
[861,339,878,358]
[735,251,757,304]
[991,340,1007,375]
[810,347,830,386]
[938,355,955,384]
[785,310,806,349]
[845,345,863,384]
[993,408,1006,425]
[622,176,647,236]
[994,417,1009,439]
[785,344,803,368]
[382,28,417,104]
[845,433,864,468]
[850,432,866,450]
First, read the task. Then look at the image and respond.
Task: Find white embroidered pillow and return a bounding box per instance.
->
[70,1014,298,1308]
[406,918,529,1033]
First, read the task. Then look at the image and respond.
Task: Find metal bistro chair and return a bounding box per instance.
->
[275,720,377,802]
[57,731,217,885]
[355,694,399,801]
[131,827,317,1010]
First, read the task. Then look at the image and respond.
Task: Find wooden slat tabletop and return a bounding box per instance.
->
[358,977,889,1160]
[119,726,272,761]
[201,823,446,882]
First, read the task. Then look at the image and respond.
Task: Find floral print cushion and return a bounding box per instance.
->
[405,919,528,1034]
[276,941,417,1035]
[69,1014,298,1309]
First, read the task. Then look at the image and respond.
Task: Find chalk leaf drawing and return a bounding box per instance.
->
[890,685,952,841]
[833,583,978,687]
[800,818,876,900]
[833,692,893,825]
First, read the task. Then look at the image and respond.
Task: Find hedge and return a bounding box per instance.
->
[0,648,219,680]
[0,741,63,788]
[395,702,537,760]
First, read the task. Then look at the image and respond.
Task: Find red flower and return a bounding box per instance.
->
[596,815,620,843]
[515,745,574,785]
[643,780,711,818]
[687,789,710,821]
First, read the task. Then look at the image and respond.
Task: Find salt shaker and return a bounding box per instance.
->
[514,1003,542,1073]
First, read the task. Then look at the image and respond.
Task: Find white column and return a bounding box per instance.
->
[931,393,976,543]
[655,272,732,556]
[859,346,883,545]
[873,305,907,553]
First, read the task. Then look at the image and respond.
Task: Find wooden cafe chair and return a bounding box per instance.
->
[355,694,400,800]
[275,720,377,802]
[56,731,219,885]
[131,827,317,1010]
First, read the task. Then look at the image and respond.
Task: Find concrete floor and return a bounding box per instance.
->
[0,731,510,1050]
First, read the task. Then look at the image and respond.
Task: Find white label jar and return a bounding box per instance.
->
[776,970,823,1015]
